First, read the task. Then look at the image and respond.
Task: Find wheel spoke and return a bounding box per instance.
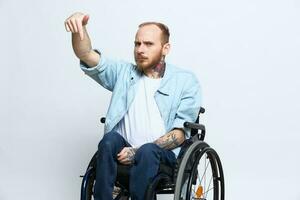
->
[204,174,213,198]
[198,154,210,185]
[203,186,214,195]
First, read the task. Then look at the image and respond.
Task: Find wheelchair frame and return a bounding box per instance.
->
[80,107,225,200]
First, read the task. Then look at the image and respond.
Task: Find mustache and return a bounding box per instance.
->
[136,55,148,59]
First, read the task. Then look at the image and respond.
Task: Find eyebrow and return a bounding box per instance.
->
[134,41,154,44]
[144,41,154,44]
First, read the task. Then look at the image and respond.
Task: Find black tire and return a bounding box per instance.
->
[84,170,95,200]
[174,141,224,200]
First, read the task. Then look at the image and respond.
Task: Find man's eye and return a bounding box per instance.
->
[145,42,153,46]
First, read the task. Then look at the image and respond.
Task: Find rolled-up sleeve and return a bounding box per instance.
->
[172,73,202,138]
[79,49,129,91]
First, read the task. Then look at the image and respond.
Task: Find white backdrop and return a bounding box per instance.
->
[1,0,300,200]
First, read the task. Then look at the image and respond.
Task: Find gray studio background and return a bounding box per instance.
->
[1,0,299,200]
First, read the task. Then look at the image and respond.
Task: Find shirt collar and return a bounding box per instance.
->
[130,63,174,96]
[157,63,174,96]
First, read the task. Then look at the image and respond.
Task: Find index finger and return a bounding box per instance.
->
[117,152,127,161]
[117,148,126,157]
[64,21,70,32]
[75,18,84,40]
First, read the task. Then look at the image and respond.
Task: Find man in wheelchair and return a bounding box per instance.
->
[65,12,203,200]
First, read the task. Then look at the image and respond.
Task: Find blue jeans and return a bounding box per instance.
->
[94,131,177,200]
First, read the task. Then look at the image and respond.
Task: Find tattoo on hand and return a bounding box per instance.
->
[118,147,138,165]
[126,148,136,162]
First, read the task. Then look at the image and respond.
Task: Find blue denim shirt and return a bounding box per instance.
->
[80,50,202,156]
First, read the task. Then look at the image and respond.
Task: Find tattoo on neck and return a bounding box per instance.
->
[152,59,166,78]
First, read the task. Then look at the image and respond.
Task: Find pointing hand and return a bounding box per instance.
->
[64,12,90,40]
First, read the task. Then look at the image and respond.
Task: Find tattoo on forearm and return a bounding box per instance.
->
[154,131,181,150]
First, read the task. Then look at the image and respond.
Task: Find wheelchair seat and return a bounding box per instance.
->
[114,162,175,197]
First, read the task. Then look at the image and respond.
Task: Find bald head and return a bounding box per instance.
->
[138,22,170,45]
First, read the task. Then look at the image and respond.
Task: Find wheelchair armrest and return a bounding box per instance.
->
[183,122,205,131]
[184,122,206,141]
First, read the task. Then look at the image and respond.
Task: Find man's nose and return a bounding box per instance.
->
[136,44,146,54]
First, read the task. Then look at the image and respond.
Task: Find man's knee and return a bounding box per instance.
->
[135,143,161,161]
[98,131,121,149]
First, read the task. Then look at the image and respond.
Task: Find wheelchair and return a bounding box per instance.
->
[80,107,225,200]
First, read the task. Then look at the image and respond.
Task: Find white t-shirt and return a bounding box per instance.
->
[114,75,166,147]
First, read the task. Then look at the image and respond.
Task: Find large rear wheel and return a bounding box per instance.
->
[174,141,224,200]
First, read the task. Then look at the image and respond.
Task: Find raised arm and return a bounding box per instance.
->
[64,12,100,67]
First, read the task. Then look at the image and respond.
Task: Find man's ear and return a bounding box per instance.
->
[163,43,171,56]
